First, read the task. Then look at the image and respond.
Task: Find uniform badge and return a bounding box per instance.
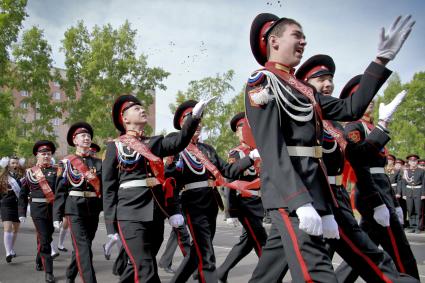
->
[228,157,236,164]
[90,167,97,174]
[248,86,270,107]
[347,130,361,143]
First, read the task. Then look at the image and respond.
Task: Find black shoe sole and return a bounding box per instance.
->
[58,247,68,252]
[6,255,12,263]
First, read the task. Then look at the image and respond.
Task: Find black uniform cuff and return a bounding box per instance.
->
[366,127,391,150]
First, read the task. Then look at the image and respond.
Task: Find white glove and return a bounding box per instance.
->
[248,149,260,160]
[53,221,62,230]
[373,204,390,227]
[395,206,404,225]
[321,215,340,240]
[192,96,217,118]
[19,217,26,223]
[377,15,415,61]
[378,90,407,122]
[295,203,322,236]
[169,214,185,228]
[226,218,239,227]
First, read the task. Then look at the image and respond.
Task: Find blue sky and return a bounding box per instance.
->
[23,0,425,133]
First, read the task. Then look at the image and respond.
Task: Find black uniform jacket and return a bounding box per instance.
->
[19,166,57,219]
[53,155,102,221]
[166,141,253,215]
[102,115,200,235]
[400,168,425,198]
[246,61,391,215]
[226,145,264,218]
[344,120,399,212]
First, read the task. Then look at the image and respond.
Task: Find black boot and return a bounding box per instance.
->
[45,273,55,283]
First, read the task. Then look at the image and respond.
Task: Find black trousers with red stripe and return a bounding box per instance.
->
[250,187,419,283]
[335,208,420,281]
[158,224,191,269]
[66,214,99,283]
[217,214,267,282]
[117,217,164,283]
[33,217,54,274]
[170,204,219,283]
[262,209,338,283]
[406,196,422,230]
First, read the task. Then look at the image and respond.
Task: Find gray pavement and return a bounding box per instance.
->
[0,213,424,282]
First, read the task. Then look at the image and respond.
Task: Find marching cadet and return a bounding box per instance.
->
[400,154,425,233]
[245,12,414,282]
[249,54,418,283]
[386,154,401,196]
[53,122,103,283]
[158,156,191,274]
[19,140,57,283]
[0,156,24,263]
[169,100,259,283]
[102,95,212,283]
[395,158,409,227]
[217,112,267,283]
[337,77,419,280]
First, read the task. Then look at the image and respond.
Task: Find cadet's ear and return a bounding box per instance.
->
[269,35,279,51]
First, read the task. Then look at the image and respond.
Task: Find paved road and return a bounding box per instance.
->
[1,213,425,282]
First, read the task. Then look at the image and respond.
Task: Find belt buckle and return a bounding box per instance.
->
[314,146,322,158]
[146,178,157,187]
[335,175,342,186]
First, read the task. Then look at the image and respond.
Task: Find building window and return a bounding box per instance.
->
[20,102,28,109]
[52,92,61,100]
[52,118,61,126]
[20,90,29,97]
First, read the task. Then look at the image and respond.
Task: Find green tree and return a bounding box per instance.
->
[0,0,27,84]
[169,71,246,158]
[374,72,425,158]
[0,0,27,156]
[11,26,61,157]
[59,20,169,145]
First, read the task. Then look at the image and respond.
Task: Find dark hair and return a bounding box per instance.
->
[0,162,25,194]
[266,18,302,58]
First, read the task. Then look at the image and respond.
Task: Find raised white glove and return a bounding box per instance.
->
[19,217,26,223]
[377,15,415,61]
[373,204,390,227]
[169,214,184,228]
[395,206,404,225]
[321,215,340,239]
[296,203,322,236]
[248,149,260,160]
[192,96,217,118]
[378,90,407,122]
[53,221,62,230]
[226,218,239,227]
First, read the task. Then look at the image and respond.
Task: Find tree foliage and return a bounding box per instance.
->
[59,20,169,145]
[0,0,28,156]
[11,26,60,156]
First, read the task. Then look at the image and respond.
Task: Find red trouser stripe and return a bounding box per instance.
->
[339,228,393,283]
[386,227,406,273]
[34,221,46,272]
[186,211,206,283]
[117,221,139,283]
[242,217,262,257]
[176,229,187,257]
[278,209,313,283]
[67,216,86,283]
